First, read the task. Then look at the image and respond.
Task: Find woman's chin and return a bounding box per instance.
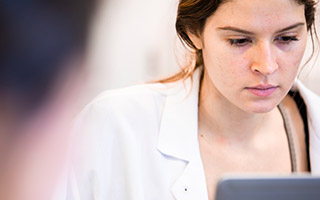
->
[242,101,280,114]
[250,107,276,114]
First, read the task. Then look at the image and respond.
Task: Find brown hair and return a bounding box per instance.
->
[159,0,318,83]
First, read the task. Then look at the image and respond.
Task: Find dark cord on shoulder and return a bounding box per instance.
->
[289,91,310,171]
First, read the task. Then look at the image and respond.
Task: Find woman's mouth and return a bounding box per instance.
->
[245,85,279,97]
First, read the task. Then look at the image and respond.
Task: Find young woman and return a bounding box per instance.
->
[70,0,320,199]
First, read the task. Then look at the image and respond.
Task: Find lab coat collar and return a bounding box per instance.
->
[157,69,201,162]
[157,69,209,200]
[294,80,320,174]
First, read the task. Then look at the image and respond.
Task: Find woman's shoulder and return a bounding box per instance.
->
[83,83,168,113]
[81,80,187,116]
[92,83,166,105]
[293,80,320,107]
[287,79,320,131]
[74,81,188,136]
[292,80,320,126]
[72,83,173,159]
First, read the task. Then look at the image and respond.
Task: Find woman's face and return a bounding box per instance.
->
[192,0,308,113]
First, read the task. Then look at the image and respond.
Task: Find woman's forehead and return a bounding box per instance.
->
[206,0,306,33]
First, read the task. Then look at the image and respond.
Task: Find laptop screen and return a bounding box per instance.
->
[215,175,320,200]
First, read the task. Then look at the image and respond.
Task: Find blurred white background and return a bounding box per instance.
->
[85,0,320,101]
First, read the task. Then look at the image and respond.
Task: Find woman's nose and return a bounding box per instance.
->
[250,41,278,75]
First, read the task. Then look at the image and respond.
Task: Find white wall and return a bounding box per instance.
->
[85,0,180,99]
[85,0,320,100]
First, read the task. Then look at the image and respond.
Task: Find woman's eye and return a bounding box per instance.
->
[275,36,299,44]
[228,38,252,47]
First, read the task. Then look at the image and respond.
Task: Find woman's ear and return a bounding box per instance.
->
[187,31,203,50]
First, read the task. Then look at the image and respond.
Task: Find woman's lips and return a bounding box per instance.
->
[245,85,278,97]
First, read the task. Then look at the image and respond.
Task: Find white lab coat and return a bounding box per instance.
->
[67,69,320,200]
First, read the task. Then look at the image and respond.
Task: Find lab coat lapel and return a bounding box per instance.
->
[295,80,320,174]
[157,69,209,200]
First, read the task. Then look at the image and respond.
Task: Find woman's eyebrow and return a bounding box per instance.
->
[217,26,254,35]
[217,22,305,35]
[274,22,305,34]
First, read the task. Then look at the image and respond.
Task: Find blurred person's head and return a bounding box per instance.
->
[0,0,97,199]
[0,0,96,132]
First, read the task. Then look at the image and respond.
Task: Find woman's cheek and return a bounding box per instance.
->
[282,40,307,74]
[228,55,251,76]
[279,54,302,78]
